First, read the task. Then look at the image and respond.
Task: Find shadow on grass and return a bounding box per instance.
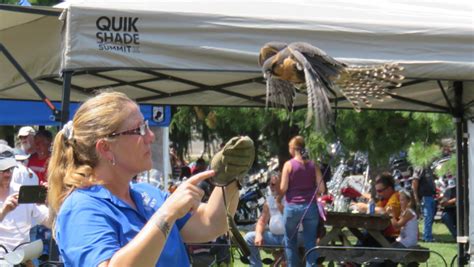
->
[432,233,455,243]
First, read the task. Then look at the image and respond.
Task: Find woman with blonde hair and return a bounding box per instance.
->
[280,135,325,267]
[47,91,239,267]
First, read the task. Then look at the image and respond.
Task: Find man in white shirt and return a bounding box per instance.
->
[0,144,49,256]
[12,148,39,186]
[244,174,303,267]
[17,126,36,155]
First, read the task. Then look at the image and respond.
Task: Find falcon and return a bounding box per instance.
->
[259,42,405,131]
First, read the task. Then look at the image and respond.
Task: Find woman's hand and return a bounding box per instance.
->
[159,170,215,220]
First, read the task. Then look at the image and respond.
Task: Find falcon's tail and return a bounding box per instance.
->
[336,63,405,111]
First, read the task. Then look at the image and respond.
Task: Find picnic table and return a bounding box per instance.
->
[319,211,392,247]
[316,212,430,265]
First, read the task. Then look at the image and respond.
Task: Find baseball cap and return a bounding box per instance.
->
[0,144,17,171]
[13,148,30,161]
[17,126,36,137]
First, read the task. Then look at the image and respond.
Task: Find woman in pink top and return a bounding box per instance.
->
[280,136,325,267]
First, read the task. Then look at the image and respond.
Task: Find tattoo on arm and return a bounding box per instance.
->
[154,214,171,238]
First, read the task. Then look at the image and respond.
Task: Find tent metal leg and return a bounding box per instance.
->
[60,71,72,126]
[453,81,469,266]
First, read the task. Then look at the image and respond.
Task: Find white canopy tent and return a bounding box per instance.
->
[1,0,473,112]
[1,0,473,264]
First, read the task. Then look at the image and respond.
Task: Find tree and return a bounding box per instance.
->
[169,106,193,163]
[169,104,455,175]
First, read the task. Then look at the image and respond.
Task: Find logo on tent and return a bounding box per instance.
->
[96,16,141,54]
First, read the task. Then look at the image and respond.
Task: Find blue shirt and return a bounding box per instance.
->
[56,183,191,267]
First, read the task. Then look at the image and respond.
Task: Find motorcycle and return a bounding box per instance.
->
[389,153,413,190]
[234,178,267,225]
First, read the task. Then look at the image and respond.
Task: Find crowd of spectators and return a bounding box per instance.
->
[242,151,457,266]
[0,120,458,267]
[0,126,53,265]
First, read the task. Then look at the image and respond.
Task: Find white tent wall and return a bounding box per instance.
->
[60,0,474,80]
[1,1,473,112]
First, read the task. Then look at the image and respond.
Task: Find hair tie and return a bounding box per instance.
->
[300,148,309,160]
[63,121,74,141]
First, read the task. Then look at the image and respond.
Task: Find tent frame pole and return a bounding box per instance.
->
[453,81,469,266]
[60,71,72,127]
[0,43,61,121]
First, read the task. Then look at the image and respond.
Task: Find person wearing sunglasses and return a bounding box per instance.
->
[0,144,50,259]
[47,91,240,267]
[352,172,401,267]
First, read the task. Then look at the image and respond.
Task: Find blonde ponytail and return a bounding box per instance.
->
[47,91,134,215]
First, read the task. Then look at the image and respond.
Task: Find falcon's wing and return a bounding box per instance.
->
[260,44,297,114]
[288,48,333,131]
[288,42,346,80]
[265,74,296,110]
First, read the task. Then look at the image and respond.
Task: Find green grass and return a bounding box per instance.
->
[227,221,457,266]
[418,221,457,266]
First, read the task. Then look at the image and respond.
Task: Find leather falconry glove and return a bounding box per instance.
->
[210,136,255,186]
[209,136,255,263]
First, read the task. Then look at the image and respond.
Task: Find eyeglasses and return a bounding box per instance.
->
[0,167,15,174]
[108,120,149,138]
[376,187,388,193]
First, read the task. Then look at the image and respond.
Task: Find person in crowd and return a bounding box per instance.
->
[245,173,302,267]
[387,189,419,267]
[352,173,401,267]
[47,91,240,266]
[27,129,53,259]
[12,148,39,186]
[179,166,192,181]
[169,145,185,178]
[280,135,325,267]
[355,173,401,240]
[17,126,36,155]
[411,166,437,242]
[27,129,52,185]
[440,178,457,238]
[191,157,208,175]
[388,189,418,248]
[0,144,50,258]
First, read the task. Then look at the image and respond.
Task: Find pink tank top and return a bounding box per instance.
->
[285,159,317,204]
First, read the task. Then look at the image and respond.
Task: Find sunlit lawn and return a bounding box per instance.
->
[227,221,457,266]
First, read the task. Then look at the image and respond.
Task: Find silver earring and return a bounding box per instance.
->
[110,155,116,166]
